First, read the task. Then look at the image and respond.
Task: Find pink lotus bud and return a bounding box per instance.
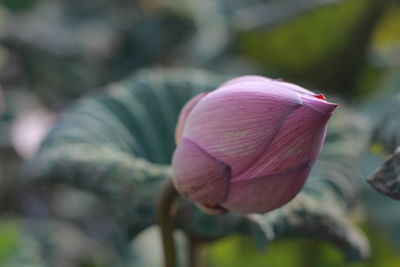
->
[172,76,337,214]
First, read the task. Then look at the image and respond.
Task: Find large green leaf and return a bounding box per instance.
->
[28,68,370,263]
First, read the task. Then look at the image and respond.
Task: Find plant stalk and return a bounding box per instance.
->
[188,236,204,267]
[157,178,178,267]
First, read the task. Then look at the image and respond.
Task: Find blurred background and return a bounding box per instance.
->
[1,0,400,266]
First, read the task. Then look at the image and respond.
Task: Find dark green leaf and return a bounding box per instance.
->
[28,68,370,262]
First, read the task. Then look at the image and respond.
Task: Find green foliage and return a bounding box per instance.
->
[207,235,306,267]
[0,0,35,12]
[0,220,20,265]
[1,0,400,266]
[371,5,400,46]
[366,70,400,199]
[239,0,367,75]
[361,224,400,267]
[0,2,193,109]
[29,69,370,264]
[354,66,384,97]
[206,224,400,267]
[0,219,46,267]
[29,69,231,239]
[238,0,386,96]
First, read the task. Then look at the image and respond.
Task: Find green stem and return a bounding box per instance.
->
[157,178,178,267]
[188,236,204,267]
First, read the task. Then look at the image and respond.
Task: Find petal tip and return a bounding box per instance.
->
[300,94,339,114]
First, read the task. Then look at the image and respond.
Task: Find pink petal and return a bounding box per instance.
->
[183,82,301,176]
[219,75,274,88]
[300,94,338,114]
[219,76,316,96]
[175,92,208,144]
[222,163,311,213]
[171,138,230,204]
[272,80,315,96]
[235,99,335,180]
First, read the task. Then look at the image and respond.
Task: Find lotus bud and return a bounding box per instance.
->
[172,76,337,214]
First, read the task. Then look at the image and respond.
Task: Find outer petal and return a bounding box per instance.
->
[183,82,301,176]
[272,80,316,96]
[300,94,338,114]
[219,75,274,88]
[171,138,230,204]
[222,163,312,213]
[236,98,337,180]
[175,92,208,144]
[220,76,316,96]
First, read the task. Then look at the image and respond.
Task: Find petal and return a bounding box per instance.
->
[272,80,316,96]
[219,75,274,88]
[175,92,208,144]
[222,163,311,213]
[171,138,230,204]
[300,94,338,114]
[183,82,301,176]
[220,76,316,96]
[235,102,333,180]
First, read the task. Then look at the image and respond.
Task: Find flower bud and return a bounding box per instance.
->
[172,76,337,214]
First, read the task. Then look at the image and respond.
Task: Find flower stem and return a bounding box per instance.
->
[157,178,178,267]
[188,236,204,267]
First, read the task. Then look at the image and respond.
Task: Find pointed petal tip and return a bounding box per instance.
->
[325,101,339,114]
[300,94,338,114]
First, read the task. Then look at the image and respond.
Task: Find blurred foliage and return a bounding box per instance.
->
[0,0,193,109]
[239,0,366,74]
[29,68,370,265]
[372,5,400,45]
[370,4,400,66]
[238,0,386,96]
[0,0,36,12]
[0,219,46,267]
[365,69,400,200]
[353,66,384,97]
[206,223,400,267]
[0,0,400,266]
[0,220,20,265]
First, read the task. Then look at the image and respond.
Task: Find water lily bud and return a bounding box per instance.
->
[172,76,337,214]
